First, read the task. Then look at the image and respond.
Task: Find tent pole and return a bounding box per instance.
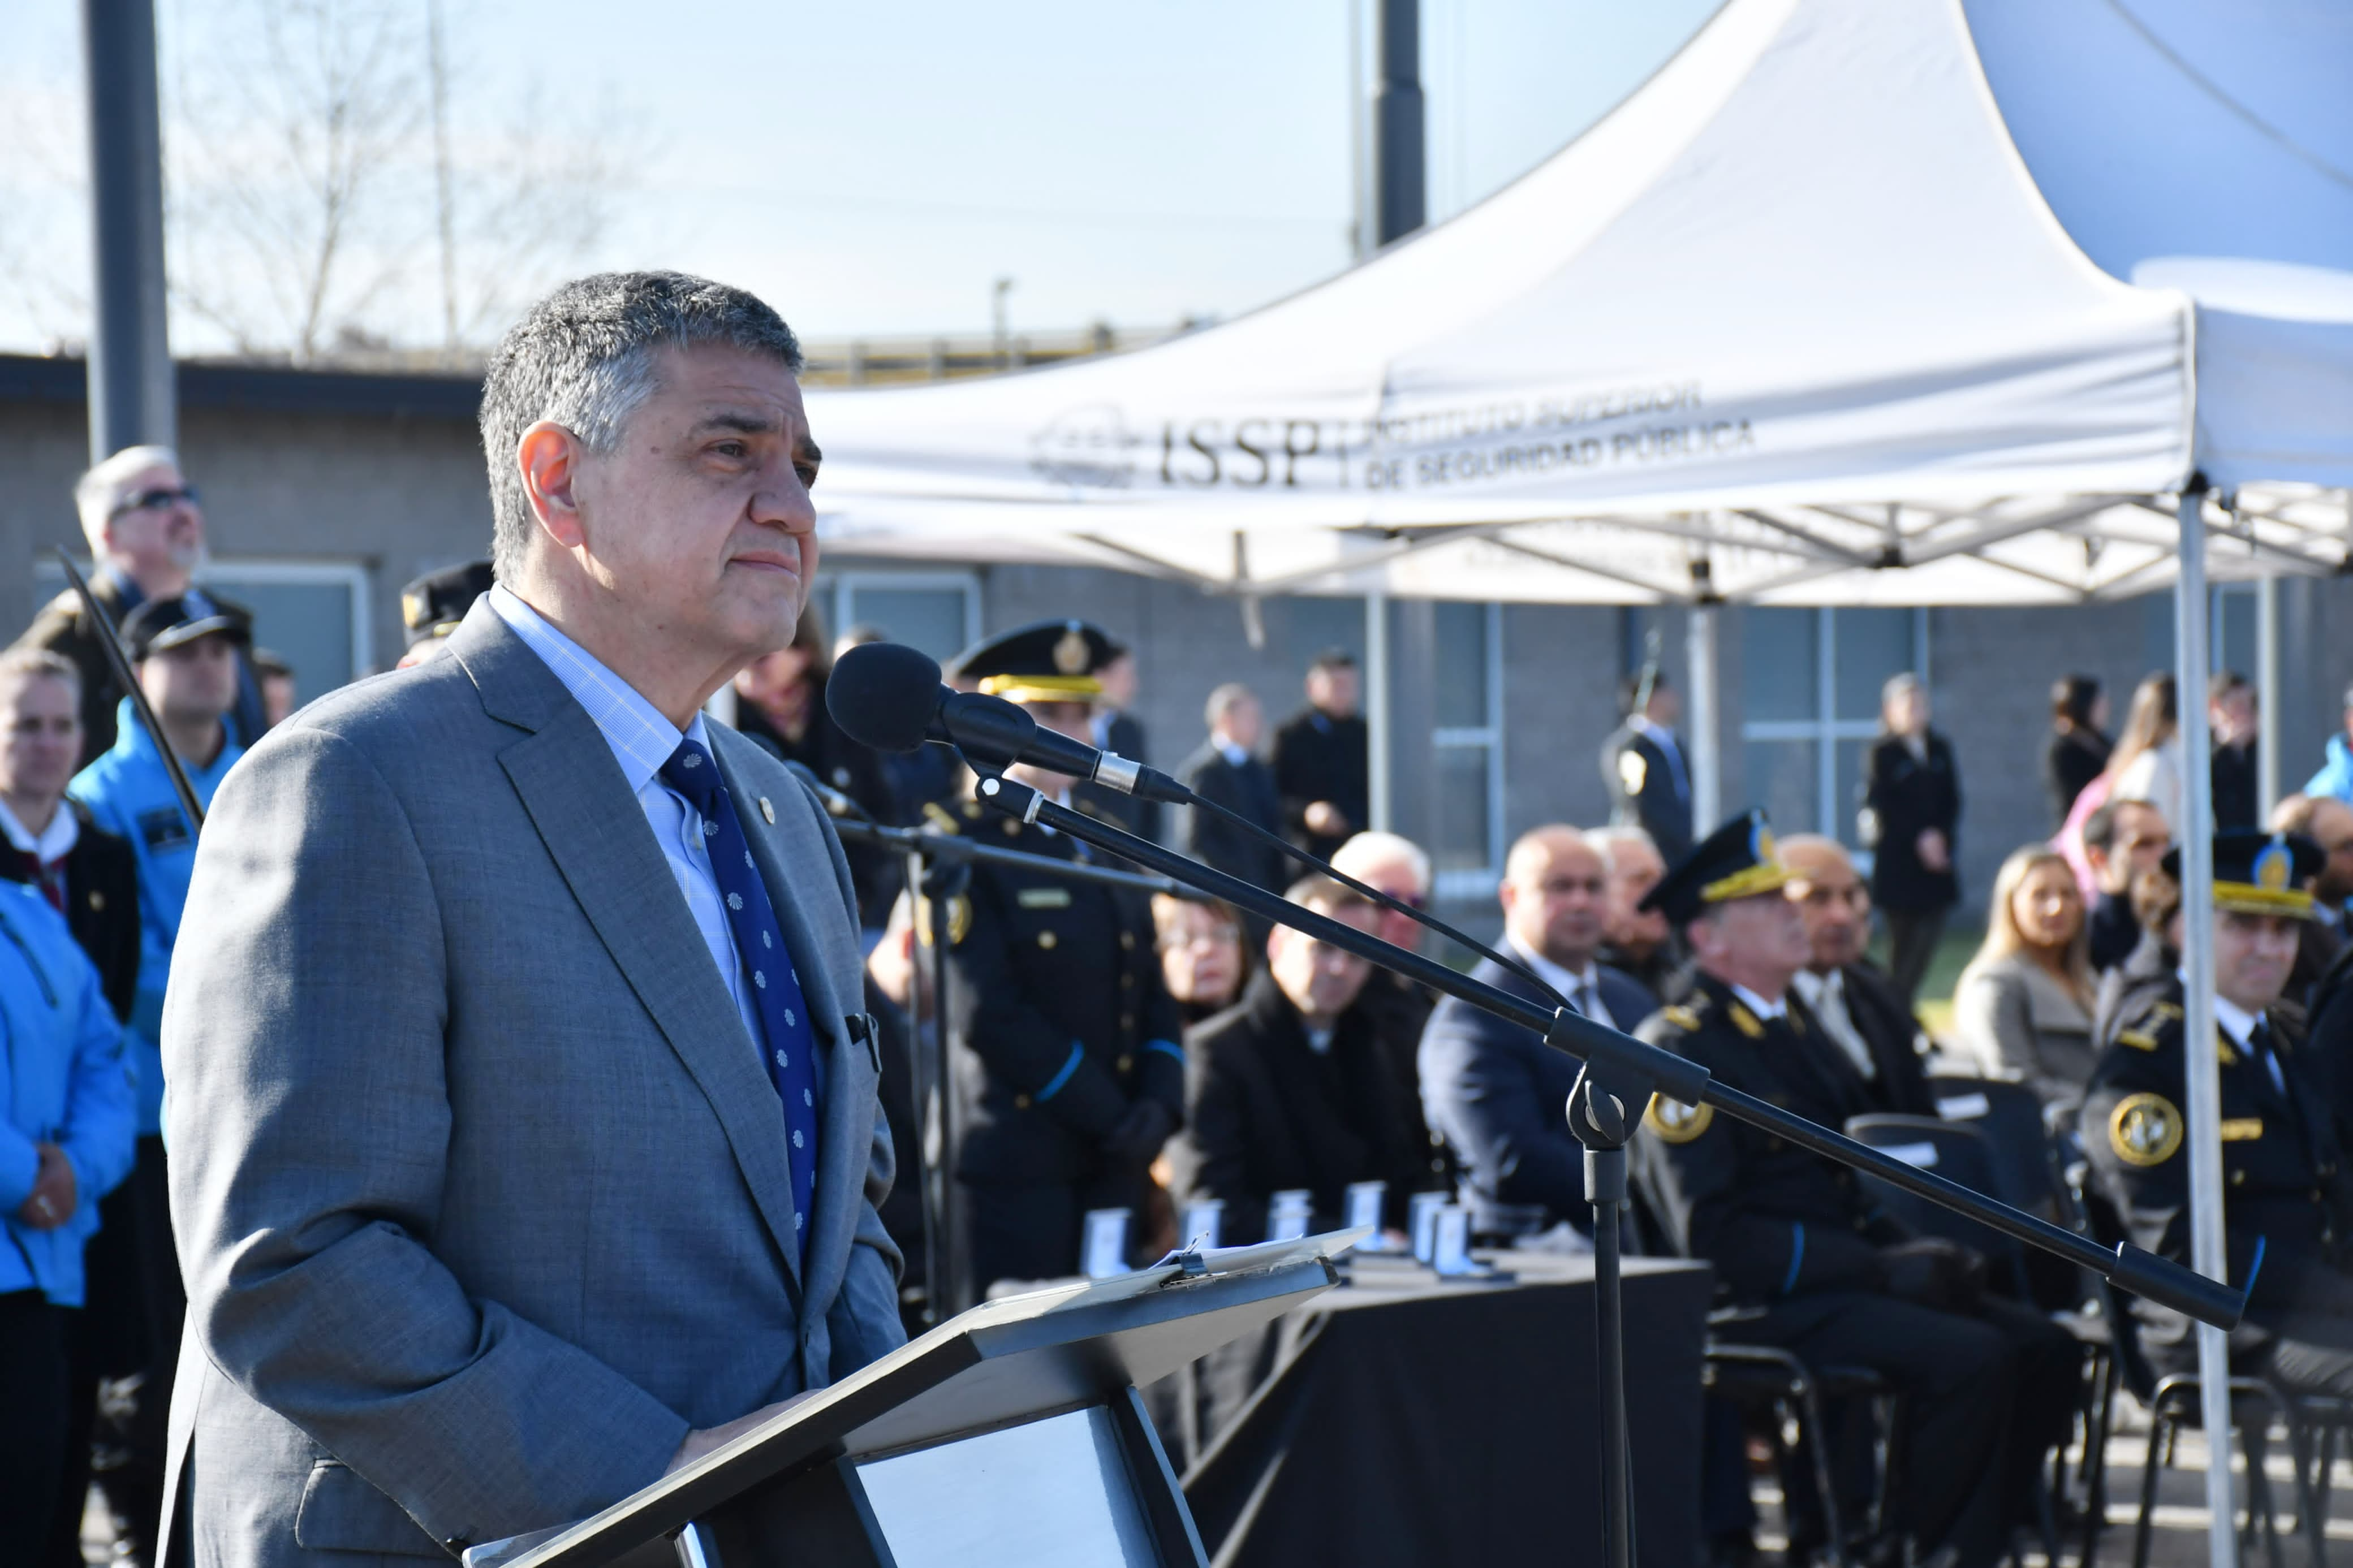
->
[1686,604,1721,828]
[1367,590,1392,831]
[2174,482,2235,1568]
[2256,572,2280,814]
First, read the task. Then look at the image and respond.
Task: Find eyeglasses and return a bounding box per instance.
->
[1161,927,1242,953]
[109,485,200,519]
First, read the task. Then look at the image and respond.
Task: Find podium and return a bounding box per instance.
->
[472,1234,1350,1568]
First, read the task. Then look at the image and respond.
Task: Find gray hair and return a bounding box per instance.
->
[1204,681,1256,729]
[1330,830,1432,895]
[74,443,182,547]
[1583,823,1660,870]
[1882,671,1924,707]
[478,271,804,578]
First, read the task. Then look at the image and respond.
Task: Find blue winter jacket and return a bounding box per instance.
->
[0,880,136,1306]
[69,698,244,1133]
[2305,735,2353,806]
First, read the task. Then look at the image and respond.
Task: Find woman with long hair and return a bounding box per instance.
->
[2104,673,2183,831]
[1952,846,2097,1107]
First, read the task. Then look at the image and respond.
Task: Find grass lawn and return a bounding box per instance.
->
[1868,918,1986,1040]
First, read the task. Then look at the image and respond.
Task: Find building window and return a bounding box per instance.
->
[1430,601,1504,900]
[1738,607,1927,853]
[825,570,982,664]
[37,557,372,699]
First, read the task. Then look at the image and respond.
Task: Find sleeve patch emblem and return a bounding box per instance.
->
[2109,1091,2184,1168]
[1644,1094,1714,1144]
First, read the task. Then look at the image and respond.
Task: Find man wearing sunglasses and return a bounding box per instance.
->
[15,444,266,766]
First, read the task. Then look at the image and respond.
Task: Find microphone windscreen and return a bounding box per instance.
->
[827,642,943,754]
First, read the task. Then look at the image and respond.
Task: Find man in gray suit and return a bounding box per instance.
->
[160,271,906,1564]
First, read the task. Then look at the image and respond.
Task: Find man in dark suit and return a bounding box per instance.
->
[1779,835,1937,1116]
[1081,642,1162,843]
[1167,875,1428,1243]
[0,648,149,1565]
[14,444,266,763]
[1601,671,1694,866]
[1176,683,1287,893]
[1270,649,1368,862]
[1419,825,1654,1240]
[1589,824,1684,1004]
[1861,673,1961,1004]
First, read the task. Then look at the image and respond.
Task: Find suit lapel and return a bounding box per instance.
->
[455,607,807,1291]
[714,729,874,1325]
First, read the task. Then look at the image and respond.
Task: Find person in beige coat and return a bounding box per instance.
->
[1953,846,2098,1111]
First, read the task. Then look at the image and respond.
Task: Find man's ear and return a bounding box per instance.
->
[517,422,588,552]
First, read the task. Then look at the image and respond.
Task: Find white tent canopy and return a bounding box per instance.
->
[807,0,2353,606]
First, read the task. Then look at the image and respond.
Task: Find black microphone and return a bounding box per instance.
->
[829,642,1192,804]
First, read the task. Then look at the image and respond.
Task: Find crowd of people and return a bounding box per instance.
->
[7,437,2353,1568]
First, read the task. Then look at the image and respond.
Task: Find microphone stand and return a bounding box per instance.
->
[960,770,2245,1568]
[826,817,1180,1323]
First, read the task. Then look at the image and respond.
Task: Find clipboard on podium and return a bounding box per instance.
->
[467,1230,1361,1568]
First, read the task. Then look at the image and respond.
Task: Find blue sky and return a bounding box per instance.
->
[0,0,1723,353]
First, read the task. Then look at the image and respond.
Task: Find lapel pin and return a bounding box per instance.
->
[759,796,775,824]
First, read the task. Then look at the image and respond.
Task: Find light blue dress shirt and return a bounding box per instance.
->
[488,586,763,1048]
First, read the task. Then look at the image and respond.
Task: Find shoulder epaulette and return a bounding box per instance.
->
[2152,1001,2184,1022]
[2117,1029,2160,1052]
[1658,1005,1701,1032]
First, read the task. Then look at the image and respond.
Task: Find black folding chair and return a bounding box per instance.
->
[1843,1115,2034,1301]
[1704,1335,1902,1568]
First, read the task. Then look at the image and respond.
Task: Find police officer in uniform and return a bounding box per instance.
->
[1601,671,1695,866]
[395,560,495,668]
[938,620,1186,1288]
[2084,830,2353,1401]
[1633,813,2074,1568]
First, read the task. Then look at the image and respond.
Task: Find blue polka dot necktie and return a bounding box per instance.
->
[660,737,820,1261]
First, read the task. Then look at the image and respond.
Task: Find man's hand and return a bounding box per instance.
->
[1915,828,1950,872]
[664,1390,817,1476]
[15,1143,75,1230]
[1303,801,1348,837]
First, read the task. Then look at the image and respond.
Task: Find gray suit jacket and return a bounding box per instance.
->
[161,603,906,1565]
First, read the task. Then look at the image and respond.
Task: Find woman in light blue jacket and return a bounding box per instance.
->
[0,876,136,1542]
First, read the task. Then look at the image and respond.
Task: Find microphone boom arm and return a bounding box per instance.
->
[966,770,2246,1333]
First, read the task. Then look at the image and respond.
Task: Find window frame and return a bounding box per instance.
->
[1430,600,1506,902]
[37,555,374,683]
[826,568,984,658]
[1736,605,1929,852]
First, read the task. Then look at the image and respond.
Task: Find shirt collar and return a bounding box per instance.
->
[0,796,76,863]
[2182,975,2263,1049]
[1506,932,1600,1001]
[1216,737,1249,766]
[1728,980,1788,1021]
[489,585,707,791]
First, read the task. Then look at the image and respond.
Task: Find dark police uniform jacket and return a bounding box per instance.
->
[2083,979,2353,1347]
[1601,721,1694,866]
[1633,974,1907,1315]
[941,798,1184,1187]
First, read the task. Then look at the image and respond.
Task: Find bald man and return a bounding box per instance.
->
[1779,835,1938,1117]
[1416,826,1655,1239]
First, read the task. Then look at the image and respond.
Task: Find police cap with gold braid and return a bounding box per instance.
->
[400,560,495,648]
[2162,828,2322,921]
[946,618,1124,706]
[1639,810,1792,925]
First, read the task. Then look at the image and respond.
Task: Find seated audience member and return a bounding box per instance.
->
[2082,799,2170,973]
[0,879,136,1547]
[1166,876,1425,1243]
[2269,794,2353,1005]
[2093,866,2180,1053]
[1952,848,2097,1110]
[1152,893,1248,1026]
[1588,823,1683,1003]
[1330,830,1450,1185]
[1420,826,1652,1239]
[2085,830,2353,1404]
[1175,684,1287,893]
[1778,835,1936,1116]
[1634,813,2078,1568]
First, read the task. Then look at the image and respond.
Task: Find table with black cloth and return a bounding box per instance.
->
[1148,1252,1714,1568]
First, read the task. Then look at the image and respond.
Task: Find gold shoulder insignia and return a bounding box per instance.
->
[2152,1002,2185,1022]
[926,802,965,835]
[2108,1091,2184,1168]
[1659,1005,1702,1032]
[1643,1094,1714,1144]
[1730,1003,1765,1039]
[2117,1030,2160,1052]
[913,893,973,948]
